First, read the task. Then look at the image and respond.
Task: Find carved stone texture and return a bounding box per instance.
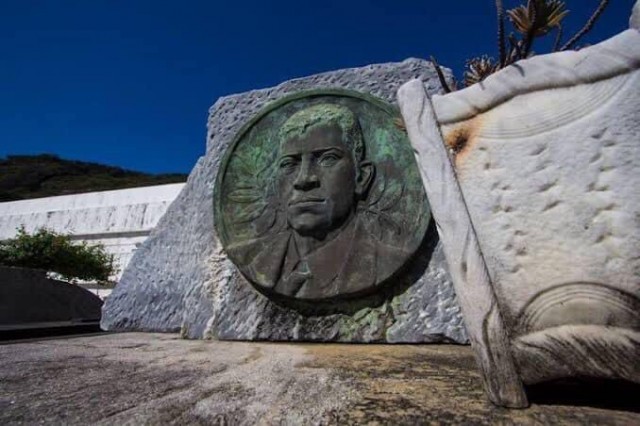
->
[102,59,469,343]
[399,26,640,407]
[215,91,430,302]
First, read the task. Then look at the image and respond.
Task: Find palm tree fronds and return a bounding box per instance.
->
[497,0,506,66]
[430,1,609,92]
[561,0,609,51]
[507,0,568,37]
[430,55,453,93]
[552,24,563,51]
[464,56,500,87]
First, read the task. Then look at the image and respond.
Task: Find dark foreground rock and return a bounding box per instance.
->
[102,59,468,343]
[1,333,637,425]
[0,266,102,328]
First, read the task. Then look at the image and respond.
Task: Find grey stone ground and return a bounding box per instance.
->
[1,333,638,425]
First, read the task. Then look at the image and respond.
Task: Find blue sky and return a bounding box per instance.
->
[1,0,635,174]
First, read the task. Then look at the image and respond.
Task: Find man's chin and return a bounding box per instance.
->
[288,216,329,238]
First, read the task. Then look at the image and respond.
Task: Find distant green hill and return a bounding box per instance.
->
[0,154,188,202]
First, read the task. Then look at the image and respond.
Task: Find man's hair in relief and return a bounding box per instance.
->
[278,103,365,163]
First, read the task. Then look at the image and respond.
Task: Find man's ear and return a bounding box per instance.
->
[355,161,375,198]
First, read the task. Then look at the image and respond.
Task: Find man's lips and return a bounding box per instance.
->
[290,197,325,206]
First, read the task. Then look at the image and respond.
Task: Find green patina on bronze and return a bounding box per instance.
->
[214,89,431,302]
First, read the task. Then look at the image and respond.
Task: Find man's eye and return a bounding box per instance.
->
[318,153,340,167]
[279,160,298,172]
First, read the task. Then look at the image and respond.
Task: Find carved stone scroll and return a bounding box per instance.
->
[398,80,527,408]
[398,15,640,407]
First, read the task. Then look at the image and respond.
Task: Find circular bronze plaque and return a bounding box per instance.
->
[214,89,431,301]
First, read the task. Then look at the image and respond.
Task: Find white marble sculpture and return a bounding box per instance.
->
[398,4,640,408]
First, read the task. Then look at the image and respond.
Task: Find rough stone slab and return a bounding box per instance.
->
[1,333,638,425]
[102,59,468,343]
[205,59,448,155]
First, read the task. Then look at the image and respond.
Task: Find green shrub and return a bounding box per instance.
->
[0,227,116,284]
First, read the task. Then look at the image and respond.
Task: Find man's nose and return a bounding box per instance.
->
[293,159,319,190]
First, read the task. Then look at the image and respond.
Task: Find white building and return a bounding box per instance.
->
[0,183,185,296]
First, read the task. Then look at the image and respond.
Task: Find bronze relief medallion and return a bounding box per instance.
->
[214,89,431,301]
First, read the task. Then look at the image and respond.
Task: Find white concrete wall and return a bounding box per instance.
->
[0,183,185,280]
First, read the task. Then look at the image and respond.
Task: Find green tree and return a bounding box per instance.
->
[0,227,116,284]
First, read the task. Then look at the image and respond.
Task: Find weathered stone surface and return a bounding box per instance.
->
[2,333,638,425]
[399,25,640,406]
[102,59,468,343]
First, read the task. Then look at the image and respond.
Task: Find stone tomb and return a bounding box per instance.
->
[102,59,468,344]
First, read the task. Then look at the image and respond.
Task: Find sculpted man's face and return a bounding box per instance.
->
[277,123,357,238]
